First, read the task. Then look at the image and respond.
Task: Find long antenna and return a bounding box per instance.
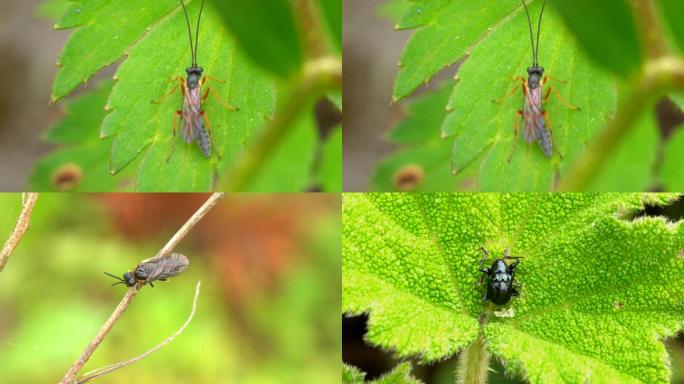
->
[193,0,205,67]
[521,0,536,66]
[534,0,546,67]
[179,0,196,66]
[104,271,125,285]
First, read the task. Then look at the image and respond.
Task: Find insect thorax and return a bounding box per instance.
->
[527,66,544,89]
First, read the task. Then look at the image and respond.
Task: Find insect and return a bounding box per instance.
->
[495,0,579,161]
[478,247,522,305]
[105,253,190,288]
[154,0,236,160]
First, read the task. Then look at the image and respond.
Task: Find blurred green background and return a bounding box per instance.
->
[0,193,340,383]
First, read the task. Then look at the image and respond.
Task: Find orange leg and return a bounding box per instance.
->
[203,86,238,111]
[202,75,226,84]
[508,110,524,162]
[154,78,186,103]
[543,75,567,84]
[493,77,527,104]
[166,110,183,162]
[200,111,223,160]
[543,86,580,110]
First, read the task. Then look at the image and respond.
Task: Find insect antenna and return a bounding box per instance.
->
[534,0,546,67]
[193,0,205,68]
[179,0,196,67]
[104,271,126,286]
[520,0,537,66]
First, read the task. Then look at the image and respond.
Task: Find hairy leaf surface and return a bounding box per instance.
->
[343,193,684,383]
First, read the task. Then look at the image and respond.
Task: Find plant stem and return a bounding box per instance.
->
[0,193,39,273]
[458,334,491,384]
[559,57,684,191]
[58,193,223,384]
[223,0,341,192]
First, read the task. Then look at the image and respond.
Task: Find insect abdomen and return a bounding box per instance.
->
[196,124,211,158]
[536,118,553,157]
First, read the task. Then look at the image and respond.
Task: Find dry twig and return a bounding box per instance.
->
[0,193,39,273]
[59,192,224,384]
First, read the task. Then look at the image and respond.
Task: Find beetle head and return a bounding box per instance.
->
[527,67,544,88]
[186,66,204,89]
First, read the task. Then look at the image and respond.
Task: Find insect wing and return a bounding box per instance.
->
[181,88,202,143]
[523,87,543,143]
[139,253,190,282]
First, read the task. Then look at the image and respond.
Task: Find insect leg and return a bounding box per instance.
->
[511,287,520,297]
[152,77,185,103]
[166,111,183,163]
[544,75,568,84]
[492,77,526,104]
[203,87,238,111]
[541,110,564,160]
[203,75,226,84]
[507,110,524,162]
[543,86,580,110]
[200,111,223,160]
[482,291,489,303]
[479,246,489,270]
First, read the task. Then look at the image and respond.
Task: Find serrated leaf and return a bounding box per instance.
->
[549,0,642,78]
[392,1,517,101]
[93,1,275,191]
[343,193,684,383]
[210,0,302,78]
[586,101,658,191]
[373,83,479,192]
[30,81,132,191]
[52,1,178,101]
[661,123,684,192]
[343,364,366,384]
[443,2,615,191]
[319,125,342,192]
[343,363,424,384]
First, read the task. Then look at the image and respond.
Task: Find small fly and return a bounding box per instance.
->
[495,0,579,161]
[154,0,237,160]
[105,253,190,288]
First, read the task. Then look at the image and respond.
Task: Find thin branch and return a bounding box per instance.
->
[75,281,202,384]
[59,193,224,384]
[0,193,39,273]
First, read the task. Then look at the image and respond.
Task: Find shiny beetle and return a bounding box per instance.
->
[478,247,522,305]
[105,253,190,288]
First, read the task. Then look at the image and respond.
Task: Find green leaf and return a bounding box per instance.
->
[30,81,133,191]
[372,83,479,191]
[210,0,303,78]
[343,193,684,383]
[661,123,684,192]
[319,0,342,52]
[654,0,684,53]
[442,2,615,191]
[318,125,342,192]
[35,0,72,21]
[549,0,642,78]
[343,363,424,384]
[94,1,275,191]
[51,1,179,101]
[342,364,366,384]
[586,101,658,191]
[241,109,317,192]
[377,0,413,23]
[392,1,518,101]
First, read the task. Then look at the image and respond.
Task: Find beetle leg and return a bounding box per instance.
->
[149,281,155,288]
[511,287,520,297]
[482,291,489,303]
[478,247,490,269]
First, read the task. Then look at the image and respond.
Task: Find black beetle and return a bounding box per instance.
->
[478,247,522,305]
